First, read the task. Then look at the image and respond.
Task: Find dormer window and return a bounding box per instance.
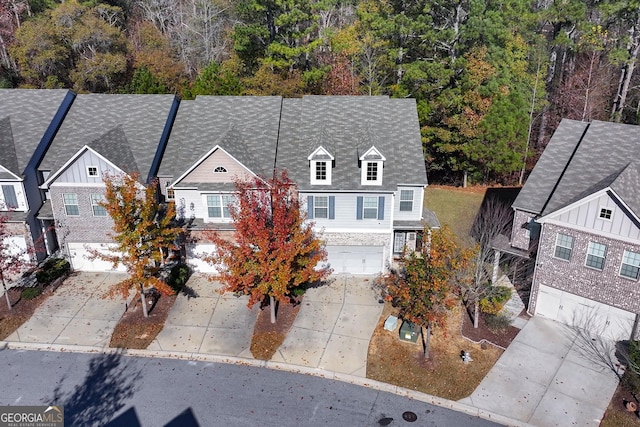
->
[360,146,385,186]
[308,146,334,185]
[214,166,227,173]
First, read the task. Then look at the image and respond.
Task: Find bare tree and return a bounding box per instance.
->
[461,196,513,328]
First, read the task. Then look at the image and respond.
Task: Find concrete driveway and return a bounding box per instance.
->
[148,274,259,358]
[459,316,620,426]
[6,272,128,347]
[271,275,383,376]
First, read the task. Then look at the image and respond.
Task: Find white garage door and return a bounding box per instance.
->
[536,284,636,341]
[187,244,219,273]
[5,236,29,262]
[325,245,384,275]
[68,243,126,272]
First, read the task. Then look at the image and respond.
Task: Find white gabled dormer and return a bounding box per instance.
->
[360,146,385,186]
[308,146,334,186]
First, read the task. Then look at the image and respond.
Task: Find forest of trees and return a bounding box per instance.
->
[2,0,640,185]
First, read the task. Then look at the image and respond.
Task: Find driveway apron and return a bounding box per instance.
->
[459,316,620,426]
[6,272,127,347]
[272,275,383,377]
[148,274,259,358]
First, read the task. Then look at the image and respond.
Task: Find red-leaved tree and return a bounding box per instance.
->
[377,226,469,359]
[205,170,331,323]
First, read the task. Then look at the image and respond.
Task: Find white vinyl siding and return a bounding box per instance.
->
[56,150,116,184]
[551,192,640,240]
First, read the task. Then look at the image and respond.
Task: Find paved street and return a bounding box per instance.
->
[0,348,500,427]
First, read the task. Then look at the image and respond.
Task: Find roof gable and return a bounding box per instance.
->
[173,145,255,186]
[308,146,334,161]
[42,145,126,187]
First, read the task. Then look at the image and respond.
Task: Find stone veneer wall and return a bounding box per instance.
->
[511,209,534,251]
[530,222,640,314]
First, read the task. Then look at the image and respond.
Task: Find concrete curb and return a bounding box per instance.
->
[0,340,532,427]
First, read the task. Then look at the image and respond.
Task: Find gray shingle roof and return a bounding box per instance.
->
[278,96,427,191]
[39,94,177,178]
[0,89,72,176]
[159,97,282,181]
[161,95,427,192]
[514,119,640,217]
[89,125,139,174]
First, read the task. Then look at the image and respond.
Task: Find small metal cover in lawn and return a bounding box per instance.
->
[399,320,420,343]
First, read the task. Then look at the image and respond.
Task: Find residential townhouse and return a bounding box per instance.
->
[0,89,75,261]
[159,95,438,275]
[36,94,180,271]
[503,119,640,341]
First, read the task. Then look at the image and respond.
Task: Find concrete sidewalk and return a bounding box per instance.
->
[460,316,620,426]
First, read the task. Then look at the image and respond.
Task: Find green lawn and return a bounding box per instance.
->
[424,186,486,247]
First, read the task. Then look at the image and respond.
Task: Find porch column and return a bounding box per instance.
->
[492,250,501,284]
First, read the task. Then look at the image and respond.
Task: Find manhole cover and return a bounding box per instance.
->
[402,411,417,422]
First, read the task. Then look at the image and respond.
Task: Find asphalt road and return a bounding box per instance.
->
[0,348,501,427]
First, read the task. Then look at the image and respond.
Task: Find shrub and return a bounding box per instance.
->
[479,285,512,315]
[167,263,191,293]
[484,313,512,332]
[21,287,42,300]
[36,258,70,284]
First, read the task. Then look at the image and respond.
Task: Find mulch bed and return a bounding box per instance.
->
[460,309,521,349]
[0,285,51,340]
[109,291,177,350]
[250,297,302,360]
[601,376,640,426]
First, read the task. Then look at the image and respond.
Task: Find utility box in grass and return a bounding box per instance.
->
[399,321,420,343]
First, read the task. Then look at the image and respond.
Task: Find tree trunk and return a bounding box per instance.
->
[139,284,149,318]
[422,323,431,360]
[612,32,640,123]
[270,295,277,324]
[1,271,11,311]
[463,170,468,188]
[473,301,479,329]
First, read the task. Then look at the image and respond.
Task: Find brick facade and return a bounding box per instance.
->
[511,209,534,251]
[531,222,640,314]
[49,186,114,245]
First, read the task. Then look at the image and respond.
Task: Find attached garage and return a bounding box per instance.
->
[325,245,384,275]
[5,236,29,262]
[535,284,636,341]
[186,244,219,273]
[68,243,126,272]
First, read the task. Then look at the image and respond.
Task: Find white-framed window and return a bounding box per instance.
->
[586,241,607,270]
[207,194,233,218]
[316,162,327,181]
[87,166,99,178]
[620,250,640,280]
[1,185,18,209]
[310,160,332,185]
[214,166,227,173]
[63,193,79,216]
[599,207,613,220]
[165,181,175,200]
[90,193,107,216]
[314,196,329,219]
[360,160,384,185]
[399,190,414,211]
[363,196,378,219]
[554,233,573,260]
